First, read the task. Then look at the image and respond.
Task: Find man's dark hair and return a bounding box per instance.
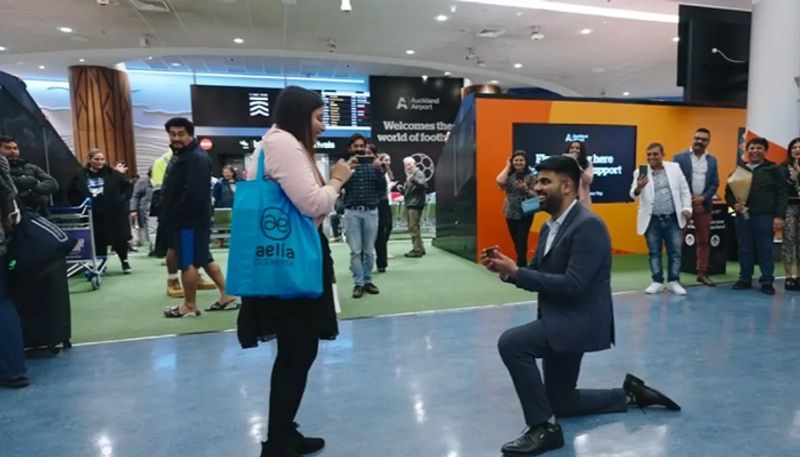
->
[164,117,195,136]
[646,142,664,154]
[746,137,769,150]
[367,143,379,155]
[535,155,581,191]
[0,135,15,146]
[347,133,367,148]
[273,86,324,154]
[695,127,711,137]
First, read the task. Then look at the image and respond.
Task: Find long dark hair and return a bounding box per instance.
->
[783,137,800,166]
[508,150,531,176]
[564,141,588,169]
[273,86,324,154]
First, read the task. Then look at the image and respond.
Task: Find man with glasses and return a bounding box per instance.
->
[673,128,720,286]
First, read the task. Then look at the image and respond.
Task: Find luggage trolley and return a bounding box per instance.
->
[49,198,104,290]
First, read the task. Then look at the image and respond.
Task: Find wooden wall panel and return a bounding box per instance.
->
[69,66,136,176]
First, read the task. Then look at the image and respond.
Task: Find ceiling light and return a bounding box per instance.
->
[513,63,522,69]
[147,56,153,60]
[490,80,499,84]
[580,28,593,35]
[38,65,46,70]
[171,62,181,67]
[406,49,415,55]
[450,5,457,13]
[516,11,522,16]
[0,46,6,51]
[233,37,244,44]
[672,36,680,43]
[422,74,429,81]
[79,58,86,62]
[58,27,73,33]
[444,71,452,76]
[458,0,679,23]
[436,14,449,21]
[623,91,630,96]
[340,0,352,12]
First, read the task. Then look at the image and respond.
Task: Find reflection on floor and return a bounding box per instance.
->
[2,284,799,457]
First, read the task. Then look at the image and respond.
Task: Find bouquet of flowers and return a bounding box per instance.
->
[727,165,753,220]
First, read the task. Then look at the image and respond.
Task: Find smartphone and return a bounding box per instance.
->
[357,155,374,165]
[484,247,498,257]
[638,164,648,177]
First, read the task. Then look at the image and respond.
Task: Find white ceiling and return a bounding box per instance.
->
[0,0,752,97]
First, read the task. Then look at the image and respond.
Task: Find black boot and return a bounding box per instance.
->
[290,422,325,454]
[260,441,302,457]
[623,373,681,411]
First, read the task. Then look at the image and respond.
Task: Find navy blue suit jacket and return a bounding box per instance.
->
[673,151,719,211]
[508,202,615,353]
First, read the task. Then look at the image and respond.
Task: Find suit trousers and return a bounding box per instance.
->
[498,320,628,426]
[690,205,711,274]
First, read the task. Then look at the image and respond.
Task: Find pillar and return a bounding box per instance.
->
[68,66,136,174]
[745,0,800,162]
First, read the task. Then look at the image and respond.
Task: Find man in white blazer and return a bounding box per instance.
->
[630,142,692,295]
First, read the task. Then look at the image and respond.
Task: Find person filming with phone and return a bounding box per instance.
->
[480,155,680,456]
[341,134,386,299]
[496,150,537,267]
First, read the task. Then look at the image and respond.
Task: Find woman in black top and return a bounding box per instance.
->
[68,148,132,273]
[374,149,394,272]
[782,137,800,289]
[496,150,536,267]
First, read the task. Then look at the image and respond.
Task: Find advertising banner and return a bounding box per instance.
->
[369,76,463,191]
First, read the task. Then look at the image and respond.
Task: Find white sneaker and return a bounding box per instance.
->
[667,281,687,295]
[645,282,664,294]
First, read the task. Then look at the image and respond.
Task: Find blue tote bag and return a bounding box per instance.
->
[226,147,323,298]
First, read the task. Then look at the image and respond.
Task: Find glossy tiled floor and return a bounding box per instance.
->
[2,284,800,457]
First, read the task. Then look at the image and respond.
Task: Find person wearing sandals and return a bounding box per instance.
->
[159,117,238,318]
[782,138,800,290]
[238,86,354,457]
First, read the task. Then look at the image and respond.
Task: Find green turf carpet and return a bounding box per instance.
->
[67,239,763,344]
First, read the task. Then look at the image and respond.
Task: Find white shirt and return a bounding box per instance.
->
[544,199,579,255]
[690,151,708,197]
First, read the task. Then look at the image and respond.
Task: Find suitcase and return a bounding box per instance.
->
[9,259,72,353]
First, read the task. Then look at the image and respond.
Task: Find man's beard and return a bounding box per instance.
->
[540,191,562,214]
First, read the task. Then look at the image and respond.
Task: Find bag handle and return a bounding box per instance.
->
[255,145,267,182]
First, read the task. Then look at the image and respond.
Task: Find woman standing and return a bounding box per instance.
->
[782,137,800,290]
[496,150,536,267]
[0,154,28,389]
[213,164,238,209]
[68,149,133,273]
[564,140,594,208]
[238,86,354,457]
[374,150,394,273]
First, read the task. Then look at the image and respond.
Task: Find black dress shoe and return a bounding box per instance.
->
[290,422,325,454]
[761,283,775,295]
[732,280,752,290]
[363,283,380,294]
[352,286,364,299]
[785,278,799,291]
[260,441,302,457]
[623,373,681,411]
[1,376,30,389]
[501,422,564,456]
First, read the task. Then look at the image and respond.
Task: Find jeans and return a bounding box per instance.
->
[0,266,26,381]
[506,216,535,267]
[345,208,378,286]
[736,213,775,284]
[645,214,683,283]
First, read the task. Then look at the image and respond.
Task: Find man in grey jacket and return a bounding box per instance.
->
[481,155,680,456]
[0,136,58,215]
[401,156,427,257]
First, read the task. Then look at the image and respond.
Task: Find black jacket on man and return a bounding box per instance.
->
[725,160,788,216]
[160,139,212,231]
[8,159,58,213]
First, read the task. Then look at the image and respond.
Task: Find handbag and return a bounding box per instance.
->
[226,147,323,298]
[7,201,77,273]
[521,196,541,214]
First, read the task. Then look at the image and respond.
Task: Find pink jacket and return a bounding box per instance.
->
[247,128,338,226]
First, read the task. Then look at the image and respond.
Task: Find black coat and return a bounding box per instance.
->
[68,165,132,246]
[160,140,212,230]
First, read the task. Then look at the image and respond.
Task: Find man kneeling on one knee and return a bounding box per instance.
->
[481,155,681,456]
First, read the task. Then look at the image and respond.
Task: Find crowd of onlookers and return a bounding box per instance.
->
[498,127,800,297]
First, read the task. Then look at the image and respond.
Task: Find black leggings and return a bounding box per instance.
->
[506,216,534,267]
[267,318,320,445]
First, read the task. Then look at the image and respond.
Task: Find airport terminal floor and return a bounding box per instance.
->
[2,281,799,457]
